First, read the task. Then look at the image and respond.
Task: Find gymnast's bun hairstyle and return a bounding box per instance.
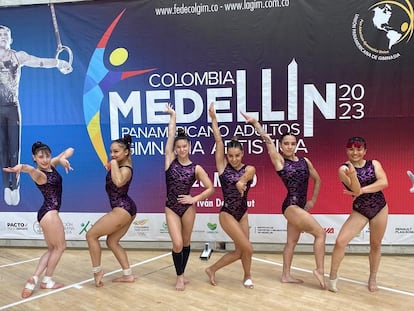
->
[114,134,132,155]
[227,136,243,151]
[32,141,51,155]
[174,128,190,143]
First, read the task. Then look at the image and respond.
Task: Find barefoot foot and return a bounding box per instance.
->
[281,274,304,284]
[94,270,104,287]
[175,275,185,291]
[368,278,378,292]
[112,274,135,283]
[21,276,38,299]
[313,269,326,289]
[40,281,64,289]
[205,267,216,286]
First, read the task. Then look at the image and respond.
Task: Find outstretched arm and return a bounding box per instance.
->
[16,51,72,74]
[165,103,176,170]
[51,147,74,173]
[241,112,284,171]
[3,164,46,185]
[208,102,226,174]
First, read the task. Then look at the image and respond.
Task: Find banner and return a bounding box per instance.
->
[0,0,413,244]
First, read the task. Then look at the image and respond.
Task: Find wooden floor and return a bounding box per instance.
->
[0,247,413,310]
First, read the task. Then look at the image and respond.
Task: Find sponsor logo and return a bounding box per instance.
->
[6,222,29,231]
[79,220,93,235]
[254,226,277,234]
[134,219,149,226]
[159,221,169,233]
[395,227,414,233]
[207,222,217,231]
[132,218,150,235]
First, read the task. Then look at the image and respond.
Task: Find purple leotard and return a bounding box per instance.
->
[219,164,252,221]
[345,160,386,220]
[277,157,309,214]
[165,159,196,217]
[35,167,62,222]
[106,166,136,216]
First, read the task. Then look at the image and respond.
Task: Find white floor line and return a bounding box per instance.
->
[0,257,41,268]
[252,256,414,297]
[0,252,171,310]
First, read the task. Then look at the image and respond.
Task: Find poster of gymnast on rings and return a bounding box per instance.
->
[0,3,72,206]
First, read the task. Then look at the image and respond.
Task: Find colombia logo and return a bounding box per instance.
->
[352,0,414,60]
[82,9,155,166]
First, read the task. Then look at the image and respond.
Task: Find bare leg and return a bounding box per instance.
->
[181,208,196,285]
[368,206,388,292]
[86,208,133,287]
[32,252,50,277]
[309,224,326,289]
[329,211,368,292]
[281,222,303,284]
[38,211,66,290]
[106,209,135,283]
[283,206,327,288]
[206,212,253,288]
[166,206,196,291]
[86,222,104,287]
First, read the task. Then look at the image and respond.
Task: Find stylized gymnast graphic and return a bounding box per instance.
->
[407,170,414,193]
[83,9,155,167]
[0,6,72,206]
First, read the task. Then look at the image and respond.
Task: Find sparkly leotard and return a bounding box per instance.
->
[345,160,386,220]
[35,167,62,222]
[219,164,252,221]
[106,165,136,216]
[277,157,309,214]
[165,159,196,217]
